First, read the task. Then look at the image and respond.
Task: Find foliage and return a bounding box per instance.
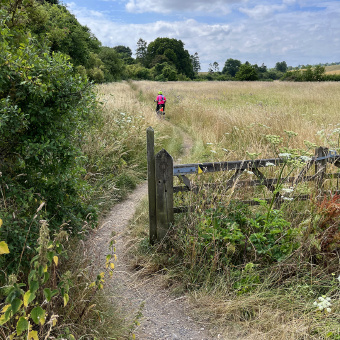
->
[126,64,153,80]
[190,52,201,74]
[235,63,259,81]
[180,201,298,269]
[0,220,117,339]
[99,46,125,81]
[282,65,327,81]
[0,14,97,273]
[275,61,288,73]
[113,45,135,65]
[135,38,148,67]
[222,58,241,77]
[146,37,194,79]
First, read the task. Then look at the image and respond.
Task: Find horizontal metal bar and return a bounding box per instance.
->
[173,152,340,176]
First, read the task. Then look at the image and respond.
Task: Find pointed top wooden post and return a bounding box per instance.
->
[147,127,157,245]
[155,149,174,241]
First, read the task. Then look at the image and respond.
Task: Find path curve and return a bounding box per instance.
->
[87,128,218,339]
[88,183,215,339]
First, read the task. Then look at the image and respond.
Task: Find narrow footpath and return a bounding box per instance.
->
[86,127,220,339]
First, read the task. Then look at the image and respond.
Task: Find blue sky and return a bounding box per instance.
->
[65,0,340,71]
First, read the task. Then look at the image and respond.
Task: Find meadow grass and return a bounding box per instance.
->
[126,81,340,339]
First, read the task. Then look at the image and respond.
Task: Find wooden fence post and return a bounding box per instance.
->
[155,149,174,241]
[147,127,157,245]
[315,147,328,190]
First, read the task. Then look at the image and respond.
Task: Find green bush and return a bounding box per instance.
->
[0,16,97,274]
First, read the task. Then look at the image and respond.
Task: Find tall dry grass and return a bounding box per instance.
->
[131,81,340,161]
[126,81,340,340]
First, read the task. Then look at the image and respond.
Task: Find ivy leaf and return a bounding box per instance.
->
[0,241,10,255]
[30,306,46,325]
[16,317,29,335]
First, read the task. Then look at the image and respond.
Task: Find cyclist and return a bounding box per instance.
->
[155,90,166,115]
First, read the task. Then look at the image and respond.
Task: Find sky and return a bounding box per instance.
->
[65,0,340,71]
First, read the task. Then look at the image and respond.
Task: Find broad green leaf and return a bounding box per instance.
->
[0,241,10,255]
[11,298,22,314]
[16,317,29,335]
[24,290,36,307]
[0,305,11,325]
[63,293,69,307]
[29,280,39,295]
[28,330,39,340]
[43,288,52,302]
[30,306,46,325]
[43,272,50,284]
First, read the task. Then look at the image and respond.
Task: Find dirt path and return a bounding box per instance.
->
[88,183,217,340]
[86,128,221,339]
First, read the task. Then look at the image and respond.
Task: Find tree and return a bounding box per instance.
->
[99,46,125,81]
[113,45,134,65]
[146,37,194,78]
[275,61,288,73]
[208,61,219,73]
[235,64,259,81]
[222,58,241,77]
[136,38,147,66]
[190,52,201,74]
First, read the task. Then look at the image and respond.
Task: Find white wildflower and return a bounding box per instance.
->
[120,112,125,116]
[314,296,332,312]
[282,188,294,194]
[300,155,312,162]
[282,197,293,201]
[279,153,291,159]
[206,142,213,145]
[222,148,229,152]
[210,150,217,153]
[265,162,275,167]
[246,170,254,175]
[337,275,340,282]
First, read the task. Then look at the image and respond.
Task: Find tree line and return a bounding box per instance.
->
[3,0,338,83]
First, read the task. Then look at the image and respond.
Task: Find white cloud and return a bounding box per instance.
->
[66,1,340,70]
[125,0,244,14]
[239,4,286,19]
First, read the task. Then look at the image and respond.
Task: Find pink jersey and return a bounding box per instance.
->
[156,94,166,104]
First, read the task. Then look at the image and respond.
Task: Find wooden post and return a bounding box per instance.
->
[315,147,328,190]
[155,149,174,241]
[147,127,157,245]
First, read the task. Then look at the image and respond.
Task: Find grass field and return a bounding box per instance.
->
[325,65,340,74]
[98,81,340,339]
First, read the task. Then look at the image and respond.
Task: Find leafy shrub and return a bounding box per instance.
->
[179,202,299,271]
[0,15,97,274]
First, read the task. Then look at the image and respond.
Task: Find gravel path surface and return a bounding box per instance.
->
[87,183,217,339]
